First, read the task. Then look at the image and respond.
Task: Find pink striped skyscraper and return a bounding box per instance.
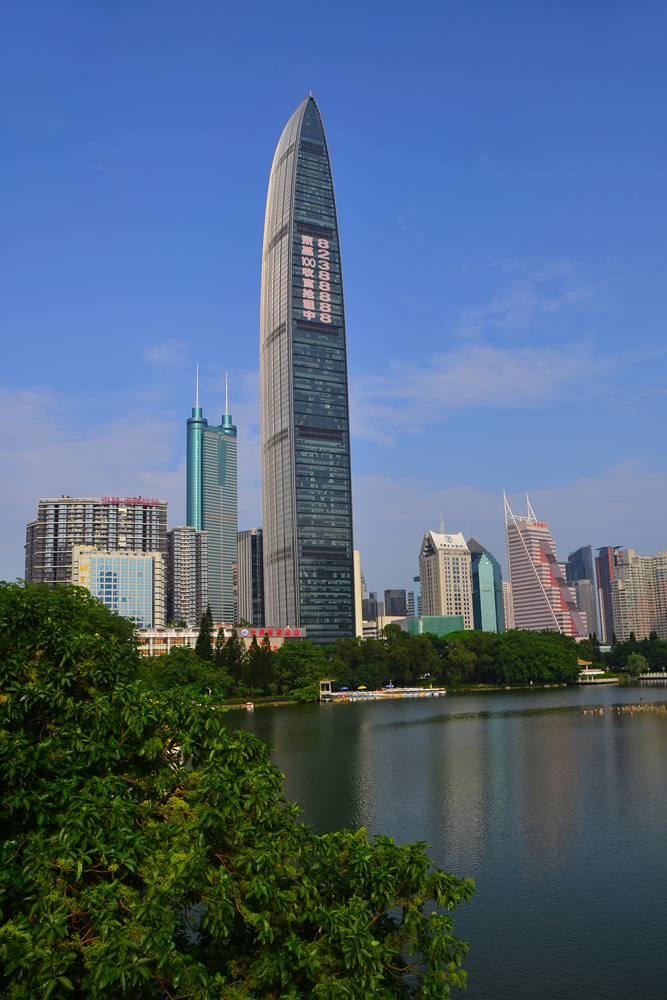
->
[504,494,588,637]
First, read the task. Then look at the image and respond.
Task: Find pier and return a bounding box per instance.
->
[319,680,447,702]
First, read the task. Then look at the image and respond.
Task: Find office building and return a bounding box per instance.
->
[260,95,354,644]
[595,546,622,643]
[166,526,208,628]
[72,546,165,628]
[384,589,407,617]
[407,591,415,617]
[419,530,474,629]
[362,591,378,622]
[467,537,505,633]
[187,382,238,625]
[354,551,363,637]
[413,576,422,617]
[566,544,599,638]
[504,494,587,636]
[25,496,167,585]
[502,581,515,629]
[237,528,265,627]
[610,549,667,641]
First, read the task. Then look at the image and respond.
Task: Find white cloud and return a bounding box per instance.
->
[142,340,191,367]
[351,342,599,443]
[453,259,599,339]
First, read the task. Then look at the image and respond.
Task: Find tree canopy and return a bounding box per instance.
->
[0,582,474,998]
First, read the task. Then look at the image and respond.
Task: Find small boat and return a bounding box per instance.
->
[245,702,254,711]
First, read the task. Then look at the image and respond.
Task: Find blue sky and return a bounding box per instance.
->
[1,0,666,593]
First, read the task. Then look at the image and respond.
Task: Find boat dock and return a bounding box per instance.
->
[319,680,447,702]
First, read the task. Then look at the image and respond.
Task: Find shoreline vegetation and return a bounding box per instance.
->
[141,609,665,707]
[0,580,475,998]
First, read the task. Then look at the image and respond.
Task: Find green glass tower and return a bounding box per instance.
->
[187,379,237,624]
[260,96,354,643]
[468,537,505,633]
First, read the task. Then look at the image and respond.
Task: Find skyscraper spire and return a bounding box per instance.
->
[439,510,444,534]
[225,371,228,415]
[196,363,199,407]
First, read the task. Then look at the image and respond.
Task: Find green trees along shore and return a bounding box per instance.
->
[0,581,474,999]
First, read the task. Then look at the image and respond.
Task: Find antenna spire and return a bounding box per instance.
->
[196,363,199,406]
[439,510,444,534]
[225,372,228,414]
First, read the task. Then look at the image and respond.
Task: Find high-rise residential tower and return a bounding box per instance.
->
[260,96,354,644]
[166,526,208,628]
[25,496,167,585]
[504,494,587,637]
[237,528,265,627]
[187,379,238,625]
[467,537,505,632]
[610,549,667,641]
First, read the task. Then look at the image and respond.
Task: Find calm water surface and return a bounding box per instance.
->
[233,684,667,999]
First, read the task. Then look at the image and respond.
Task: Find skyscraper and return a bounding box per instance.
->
[467,536,505,632]
[187,380,238,625]
[595,545,621,643]
[566,544,599,638]
[25,496,167,585]
[237,528,265,627]
[504,494,587,637]
[419,530,474,629]
[166,526,208,628]
[260,96,354,644]
[384,589,407,617]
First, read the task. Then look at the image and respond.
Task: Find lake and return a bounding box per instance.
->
[233,682,667,999]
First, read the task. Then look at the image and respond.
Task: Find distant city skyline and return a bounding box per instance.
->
[2,4,666,592]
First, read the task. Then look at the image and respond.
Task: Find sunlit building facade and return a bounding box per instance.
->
[419,530,474,630]
[166,525,208,628]
[25,496,167,585]
[187,397,237,625]
[72,545,165,628]
[260,95,354,643]
[610,548,667,641]
[504,494,587,637]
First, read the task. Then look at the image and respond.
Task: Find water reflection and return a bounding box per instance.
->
[233,686,667,999]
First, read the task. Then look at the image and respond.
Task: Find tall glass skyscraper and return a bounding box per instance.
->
[260,96,354,643]
[187,394,237,625]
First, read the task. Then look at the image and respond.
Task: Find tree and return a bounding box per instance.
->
[273,639,329,700]
[195,604,214,662]
[215,628,246,682]
[244,633,274,693]
[627,651,648,676]
[0,581,475,997]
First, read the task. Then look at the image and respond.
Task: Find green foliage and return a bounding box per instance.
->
[0,581,474,998]
[606,632,667,672]
[215,629,246,682]
[243,634,274,694]
[326,624,580,689]
[272,640,329,700]
[138,646,233,697]
[627,652,648,676]
[195,605,214,662]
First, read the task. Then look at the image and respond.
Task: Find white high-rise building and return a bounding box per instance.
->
[502,581,515,629]
[419,530,474,630]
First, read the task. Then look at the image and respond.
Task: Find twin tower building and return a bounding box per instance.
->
[188,96,355,644]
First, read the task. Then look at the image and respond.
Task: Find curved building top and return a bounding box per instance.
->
[260,96,354,644]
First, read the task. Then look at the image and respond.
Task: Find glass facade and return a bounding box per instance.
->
[186,407,238,625]
[260,96,354,644]
[72,546,165,628]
